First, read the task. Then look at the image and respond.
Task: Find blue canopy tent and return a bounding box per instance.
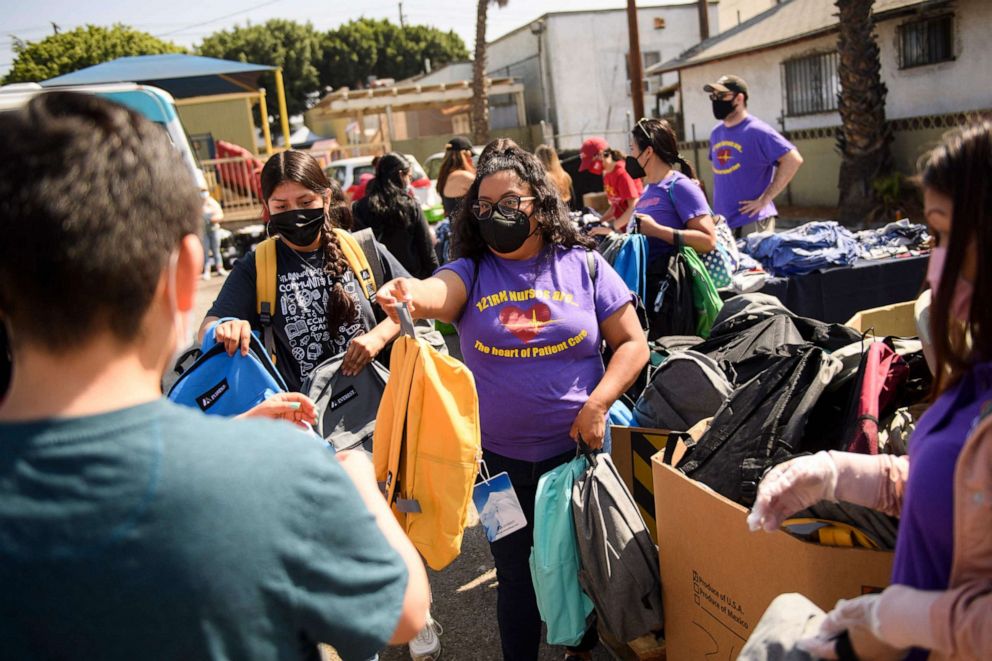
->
[42,54,291,151]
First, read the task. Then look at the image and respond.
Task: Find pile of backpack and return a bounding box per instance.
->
[631,293,932,550]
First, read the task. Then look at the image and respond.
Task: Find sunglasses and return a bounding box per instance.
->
[709,91,736,101]
[470,195,536,221]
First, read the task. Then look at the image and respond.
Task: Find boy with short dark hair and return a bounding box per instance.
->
[0,92,428,660]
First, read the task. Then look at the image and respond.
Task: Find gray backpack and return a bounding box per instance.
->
[571,452,664,643]
[302,353,389,454]
[634,350,732,431]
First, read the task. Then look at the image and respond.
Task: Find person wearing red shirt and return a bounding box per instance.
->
[600,148,643,231]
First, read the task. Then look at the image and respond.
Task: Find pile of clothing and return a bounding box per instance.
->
[740,221,862,277]
[853,219,931,259]
[739,219,932,278]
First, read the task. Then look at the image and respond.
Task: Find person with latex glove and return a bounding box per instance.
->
[746,122,992,661]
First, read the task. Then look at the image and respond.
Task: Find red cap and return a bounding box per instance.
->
[579,136,609,175]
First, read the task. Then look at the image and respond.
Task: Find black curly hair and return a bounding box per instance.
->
[452,140,593,260]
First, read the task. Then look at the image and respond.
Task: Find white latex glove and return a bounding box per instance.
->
[798,593,882,659]
[798,586,940,659]
[747,451,839,532]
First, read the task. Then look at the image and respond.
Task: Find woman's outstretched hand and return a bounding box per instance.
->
[376,278,415,323]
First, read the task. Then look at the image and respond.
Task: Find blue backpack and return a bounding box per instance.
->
[611,233,648,302]
[167,318,288,416]
[530,454,595,646]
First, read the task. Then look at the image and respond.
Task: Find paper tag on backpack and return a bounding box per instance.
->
[473,471,526,543]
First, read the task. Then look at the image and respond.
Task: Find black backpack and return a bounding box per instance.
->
[677,345,840,506]
[648,252,696,341]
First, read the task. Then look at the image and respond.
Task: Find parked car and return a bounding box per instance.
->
[423,146,483,186]
[325,153,439,207]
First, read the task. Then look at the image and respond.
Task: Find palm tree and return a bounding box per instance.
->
[471,0,510,145]
[835,0,893,226]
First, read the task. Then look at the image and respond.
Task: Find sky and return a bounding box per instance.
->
[0,0,695,80]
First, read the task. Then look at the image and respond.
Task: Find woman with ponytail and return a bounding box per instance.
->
[353,152,439,279]
[199,150,408,392]
[627,118,717,322]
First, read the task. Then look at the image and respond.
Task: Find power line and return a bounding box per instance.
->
[154,0,286,38]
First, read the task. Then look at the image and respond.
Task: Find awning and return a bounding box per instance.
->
[42,54,276,98]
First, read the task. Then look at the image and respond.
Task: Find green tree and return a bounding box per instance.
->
[319,19,468,91]
[3,24,184,84]
[198,19,323,129]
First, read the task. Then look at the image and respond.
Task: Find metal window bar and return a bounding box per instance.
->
[901,15,952,68]
[784,52,838,116]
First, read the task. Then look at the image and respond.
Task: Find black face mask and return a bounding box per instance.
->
[625,152,647,180]
[712,98,736,120]
[268,207,326,246]
[479,207,536,254]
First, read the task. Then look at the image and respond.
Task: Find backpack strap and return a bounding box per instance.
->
[333,227,378,301]
[586,249,598,301]
[351,227,386,296]
[255,237,278,364]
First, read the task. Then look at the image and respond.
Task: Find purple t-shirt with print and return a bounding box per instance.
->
[890,361,992,661]
[440,247,633,462]
[708,115,795,229]
[630,171,710,263]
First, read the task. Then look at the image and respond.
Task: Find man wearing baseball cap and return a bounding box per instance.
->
[579,136,610,176]
[704,74,804,236]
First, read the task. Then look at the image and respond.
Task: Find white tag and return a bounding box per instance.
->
[473,471,527,543]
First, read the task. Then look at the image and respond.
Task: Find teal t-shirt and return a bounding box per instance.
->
[0,399,407,661]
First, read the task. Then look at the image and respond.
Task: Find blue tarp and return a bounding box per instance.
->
[41,54,275,98]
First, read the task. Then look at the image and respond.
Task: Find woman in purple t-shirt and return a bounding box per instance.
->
[747,122,992,660]
[377,140,648,660]
[626,118,717,339]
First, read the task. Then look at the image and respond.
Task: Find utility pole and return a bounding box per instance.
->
[50,22,61,35]
[626,0,645,121]
[696,0,710,41]
[398,2,406,28]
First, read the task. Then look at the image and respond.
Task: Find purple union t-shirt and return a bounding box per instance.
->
[630,171,711,263]
[440,247,633,462]
[709,115,795,229]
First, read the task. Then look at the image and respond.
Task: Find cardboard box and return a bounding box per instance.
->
[610,426,681,542]
[652,458,894,660]
[582,191,609,214]
[846,300,917,337]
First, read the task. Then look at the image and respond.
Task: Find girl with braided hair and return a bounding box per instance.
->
[200,150,408,392]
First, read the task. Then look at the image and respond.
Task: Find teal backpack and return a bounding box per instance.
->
[530,454,594,646]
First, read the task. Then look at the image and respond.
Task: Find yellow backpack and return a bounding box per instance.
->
[373,305,482,571]
[255,228,378,362]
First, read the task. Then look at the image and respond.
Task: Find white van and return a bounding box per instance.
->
[0,82,201,180]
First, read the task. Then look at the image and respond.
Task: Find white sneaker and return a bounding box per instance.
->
[408,613,442,660]
[202,271,211,281]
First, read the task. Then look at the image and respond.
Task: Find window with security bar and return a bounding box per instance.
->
[782,52,839,117]
[899,15,954,69]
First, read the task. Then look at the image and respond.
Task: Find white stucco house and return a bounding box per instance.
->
[647,0,992,206]
[486,2,718,151]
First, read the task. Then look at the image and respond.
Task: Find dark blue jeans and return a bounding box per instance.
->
[482,448,598,661]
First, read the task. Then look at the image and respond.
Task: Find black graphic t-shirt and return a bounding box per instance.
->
[207,238,409,392]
